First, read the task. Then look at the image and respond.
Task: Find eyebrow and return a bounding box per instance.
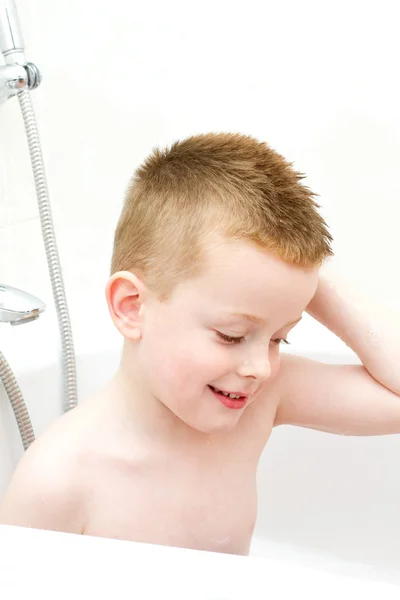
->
[229,313,302,327]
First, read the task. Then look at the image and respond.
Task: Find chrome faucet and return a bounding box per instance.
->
[0,0,41,105]
[0,284,46,325]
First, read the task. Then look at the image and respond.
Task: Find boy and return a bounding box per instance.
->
[1,132,399,555]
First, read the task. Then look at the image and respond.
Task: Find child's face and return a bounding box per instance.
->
[138,237,319,433]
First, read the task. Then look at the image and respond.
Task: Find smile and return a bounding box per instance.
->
[209,385,244,400]
[208,385,248,410]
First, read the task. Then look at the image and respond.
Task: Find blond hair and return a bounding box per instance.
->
[111,132,333,300]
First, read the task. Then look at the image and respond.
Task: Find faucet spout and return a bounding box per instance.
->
[0,284,46,325]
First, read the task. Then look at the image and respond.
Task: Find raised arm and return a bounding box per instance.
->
[275,265,400,435]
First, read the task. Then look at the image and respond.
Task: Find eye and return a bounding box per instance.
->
[215,332,290,346]
[272,338,290,346]
[215,331,245,345]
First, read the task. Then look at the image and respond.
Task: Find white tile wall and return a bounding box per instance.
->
[1,0,400,480]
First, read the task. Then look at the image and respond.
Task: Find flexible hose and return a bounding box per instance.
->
[0,349,35,451]
[17,89,77,412]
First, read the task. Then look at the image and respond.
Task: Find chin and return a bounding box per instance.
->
[188,413,243,434]
[166,392,245,434]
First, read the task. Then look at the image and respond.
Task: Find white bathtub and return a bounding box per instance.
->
[1,344,400,587]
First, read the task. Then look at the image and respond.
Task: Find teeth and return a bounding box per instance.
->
[212,386,242,400]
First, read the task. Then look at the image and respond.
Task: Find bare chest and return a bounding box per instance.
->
[82,393,277,554]
[84,446,259,554]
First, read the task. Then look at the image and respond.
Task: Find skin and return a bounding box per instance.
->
[1,235,399,554]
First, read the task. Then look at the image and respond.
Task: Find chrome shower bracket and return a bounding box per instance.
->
[0,60,41,105]
[1,0,41,104]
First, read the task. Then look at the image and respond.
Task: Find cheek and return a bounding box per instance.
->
[142,331,206,388]
[144,330,231,394]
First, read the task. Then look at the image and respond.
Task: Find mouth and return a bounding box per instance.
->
[208,385,248,410]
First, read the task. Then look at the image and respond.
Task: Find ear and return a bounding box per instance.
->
[105,271,146,340]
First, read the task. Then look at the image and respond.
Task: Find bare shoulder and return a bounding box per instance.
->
[0,407,88,534]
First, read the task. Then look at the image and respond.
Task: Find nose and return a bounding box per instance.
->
[236,346,272,382]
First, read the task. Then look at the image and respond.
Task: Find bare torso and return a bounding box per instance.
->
[10,382,279,555]
[76,385,278,555]
[82,435,259,554]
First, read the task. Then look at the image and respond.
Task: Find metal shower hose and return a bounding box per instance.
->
[0,89,78,451]
[17,89,77,414]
